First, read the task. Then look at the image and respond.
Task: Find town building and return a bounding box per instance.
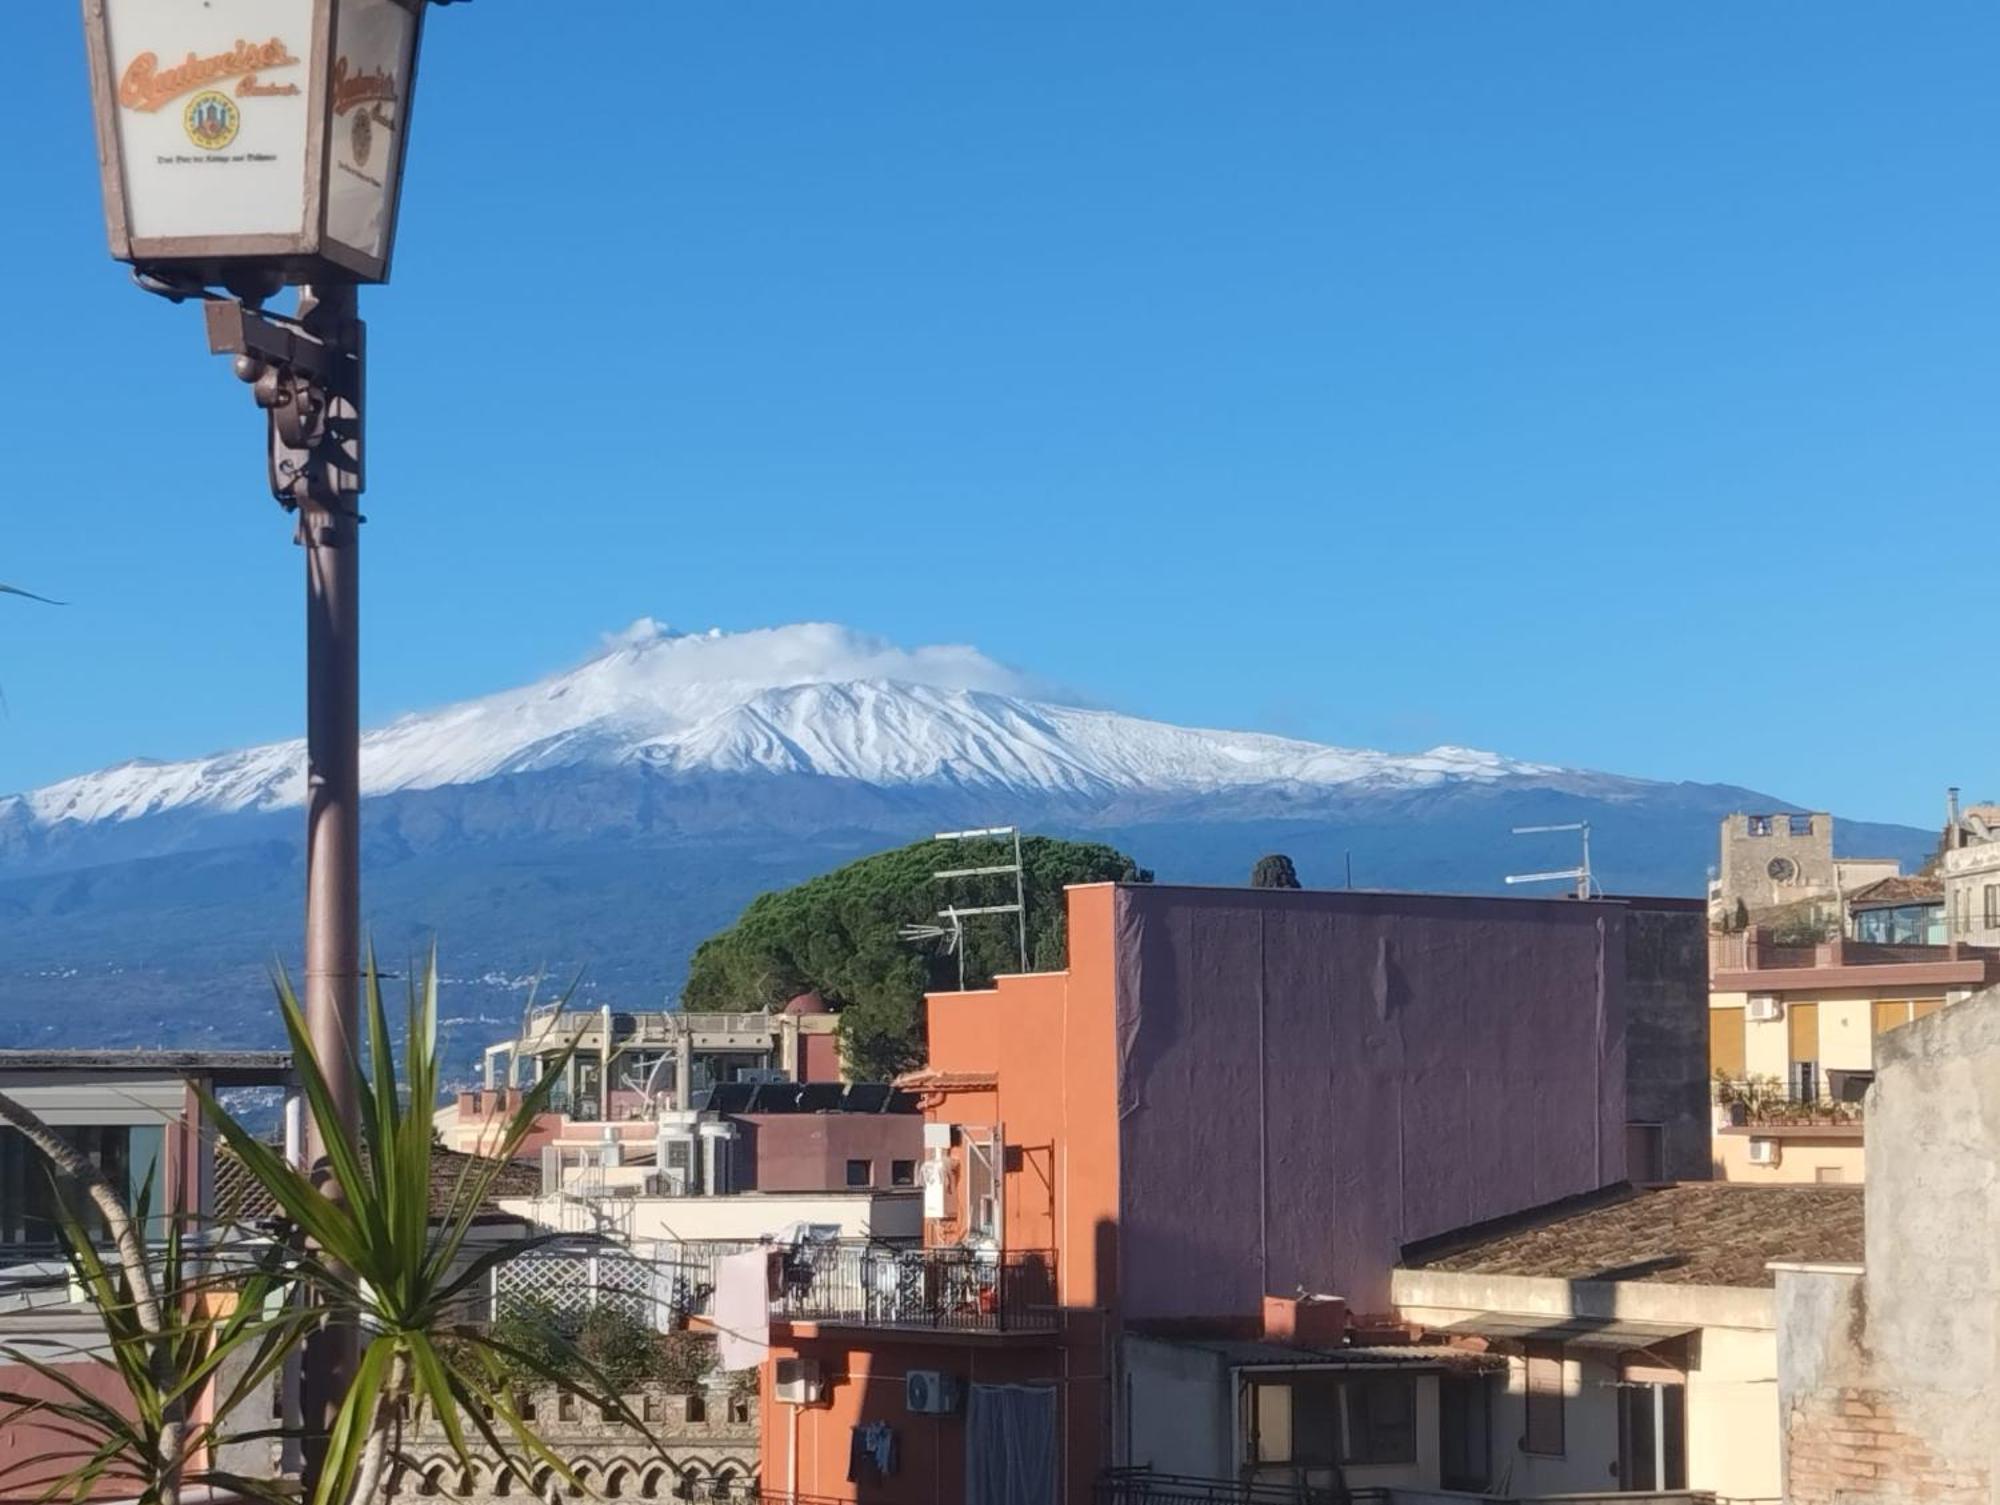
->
[1706,927,2000,1183]
[1939,789,2000,945]
[1775,980,2000,1505]
[1709,811,1901,926]
[1393,1180,1862,1501]
[0,1049,295,1500]
[439,992,845,1153]
[745,880,1710,1505]
[494,1081,925,1312]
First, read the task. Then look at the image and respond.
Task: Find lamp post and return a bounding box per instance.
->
[78,0,434,1486]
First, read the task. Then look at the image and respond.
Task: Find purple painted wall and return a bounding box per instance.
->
[1112,885,1626,1319]
[736,1112,924,1193]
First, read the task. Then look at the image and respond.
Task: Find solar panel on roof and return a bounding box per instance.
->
[799,1083,844,1113]
[886,1091,920,1115]
[844,1084,891,1114]
[707,1083,754,1114]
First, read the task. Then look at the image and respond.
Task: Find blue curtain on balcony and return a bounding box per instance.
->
[966,1383,1056,1505]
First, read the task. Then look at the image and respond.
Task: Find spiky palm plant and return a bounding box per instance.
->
[0,1187,307,1505]
[197,952,659,1505]
[1,950,664,1505]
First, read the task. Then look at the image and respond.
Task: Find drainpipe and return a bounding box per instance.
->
[788,1400,799,1505]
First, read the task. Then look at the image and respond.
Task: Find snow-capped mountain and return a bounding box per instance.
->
[3,620,1593,837]
[0,620,1936,1066]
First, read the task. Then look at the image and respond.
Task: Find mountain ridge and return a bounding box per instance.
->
[0,621,1935,1073]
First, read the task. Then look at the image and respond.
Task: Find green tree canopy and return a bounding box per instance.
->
[682,835,1152,1080]
[1250,853,1302,889]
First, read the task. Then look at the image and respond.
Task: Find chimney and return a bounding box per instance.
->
[1949,787,1963,849]
[1263,1294,1349,1348]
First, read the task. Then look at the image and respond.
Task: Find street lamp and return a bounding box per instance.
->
[78,0,438,1487]
[81,0,424,291]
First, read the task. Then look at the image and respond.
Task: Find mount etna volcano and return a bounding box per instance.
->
[0,622,1930,1072]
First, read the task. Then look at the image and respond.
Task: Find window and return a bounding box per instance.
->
[1617,1382,1686,1490]
[1789,1060,1819,1104]
[1985,885,1998,930]
[1344,1375,1417,1465]
[890,1159,916,1187]
[0,1125,160,1250]
[1243,1373,1416,1477]
[1523,1343,1565,1456]
[1789,814,1815,837]
[1787,1001,1819,1101]
[1710,1007,1746,1079]
[1748,816,1773,837]
[1624,1124,1666,1185]
[1440,1375,1491,1491]
[845,1158,873,1188]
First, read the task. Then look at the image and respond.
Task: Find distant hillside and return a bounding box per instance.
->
[0,622,1933,1078]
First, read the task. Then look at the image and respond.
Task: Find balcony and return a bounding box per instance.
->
[1710,929,2000,992]
[773,1240,1058,1334]
[1095,1471,1341,1504]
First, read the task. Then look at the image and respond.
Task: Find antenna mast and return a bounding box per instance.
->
[927,826,1030,978]
[1505,822,1596,899]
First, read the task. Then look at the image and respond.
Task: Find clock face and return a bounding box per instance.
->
[1768,857,1798,883]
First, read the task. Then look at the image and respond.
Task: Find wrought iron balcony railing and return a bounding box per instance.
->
[773,1240,1058,1334]
[1095,1470,1342,1505]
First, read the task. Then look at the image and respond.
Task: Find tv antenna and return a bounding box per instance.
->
[898,913,968,991]
[902,826,1030,987]
[1505,822,1597,899]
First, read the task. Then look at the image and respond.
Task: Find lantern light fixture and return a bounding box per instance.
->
[81,0,426,297]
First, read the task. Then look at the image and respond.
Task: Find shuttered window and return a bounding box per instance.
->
[1524,1342,1565,1456]
[1710,1008,1745,1078]
[1787,1001,1820,1061]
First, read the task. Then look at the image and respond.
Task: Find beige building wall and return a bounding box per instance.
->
[1393,1271,1780,1502]
[1712,988,1950,1096]
[1712,1128,1863,1185]
[1685,1322,1782,1499]
[1941,822,2000,943]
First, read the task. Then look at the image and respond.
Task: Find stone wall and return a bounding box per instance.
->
[1784,1383,1988,1505]
[1718,811,1836,915]
[1776,987,2000,1504]
[385,1384,759,1503]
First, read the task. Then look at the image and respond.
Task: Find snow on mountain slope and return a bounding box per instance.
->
[2,621,1579,832]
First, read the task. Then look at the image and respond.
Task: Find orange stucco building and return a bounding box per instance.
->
[757,879,1675,1504]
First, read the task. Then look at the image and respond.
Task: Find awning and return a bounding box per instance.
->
[895,1069,999,1092]
[1435,1314,1697,1351]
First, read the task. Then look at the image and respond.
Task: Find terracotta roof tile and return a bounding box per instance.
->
[1402,1182,1864,1288]
[1847,875,1943,909]
[214,1144,539,1226]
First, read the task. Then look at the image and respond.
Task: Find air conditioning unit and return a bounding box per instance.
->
[775,1357,823,1405]
[923,1122,956,1152]
[1747,1137,1781,1167]
[905,1370,963,1416]
[1747,995,1784,1023]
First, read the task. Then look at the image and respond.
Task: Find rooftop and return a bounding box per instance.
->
[1162,1338,1505,1373]
[1847,874,1943,910]
[1402,1181,1864,1289]
[215,1144,540,1226]
[0,1049,293,1086]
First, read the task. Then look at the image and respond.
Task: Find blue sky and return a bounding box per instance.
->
[2,3,1992,828]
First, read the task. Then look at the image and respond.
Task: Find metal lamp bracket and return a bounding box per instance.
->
[204,295,366,527]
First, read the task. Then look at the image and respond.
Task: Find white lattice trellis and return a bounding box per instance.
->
[492,1242,655,1328]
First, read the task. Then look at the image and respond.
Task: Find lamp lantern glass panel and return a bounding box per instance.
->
[83,0,423,286]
